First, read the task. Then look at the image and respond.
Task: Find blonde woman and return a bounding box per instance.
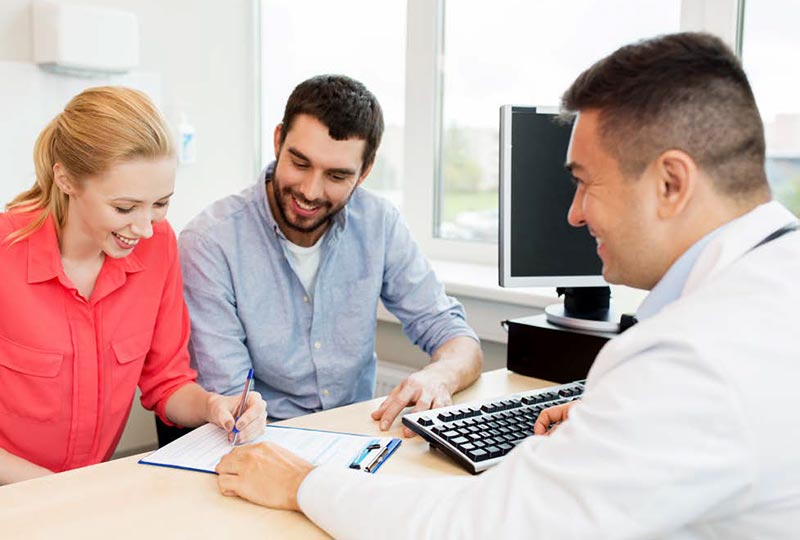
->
[0,87,266,485]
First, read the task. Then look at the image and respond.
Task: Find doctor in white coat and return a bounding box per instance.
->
[214,32,800,539]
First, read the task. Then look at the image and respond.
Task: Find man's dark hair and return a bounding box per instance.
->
[280,74,384,169]
[562,32,768,198]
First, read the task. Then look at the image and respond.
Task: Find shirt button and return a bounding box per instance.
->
[303,295,309,303]
[314,341,321,350]
[322,389,329,397]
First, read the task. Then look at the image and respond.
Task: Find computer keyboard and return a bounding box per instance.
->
[402,381,584,474]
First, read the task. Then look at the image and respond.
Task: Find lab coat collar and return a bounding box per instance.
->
[683,201,798,296]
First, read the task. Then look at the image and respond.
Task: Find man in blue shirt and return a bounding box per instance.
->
[179,75,482,435]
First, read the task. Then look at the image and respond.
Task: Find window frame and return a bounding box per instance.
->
[256,0,744,266]
[402,0,743,266]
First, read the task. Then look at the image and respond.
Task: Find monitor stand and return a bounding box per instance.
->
[545,286,621,333]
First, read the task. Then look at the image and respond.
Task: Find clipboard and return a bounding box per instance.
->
[139,423,401,475]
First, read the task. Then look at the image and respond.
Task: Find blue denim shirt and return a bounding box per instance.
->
[179,165,478,420]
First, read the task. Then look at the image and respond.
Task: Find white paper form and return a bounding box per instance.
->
[139,423,398,474]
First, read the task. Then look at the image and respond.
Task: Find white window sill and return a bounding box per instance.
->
[378,260,647,344]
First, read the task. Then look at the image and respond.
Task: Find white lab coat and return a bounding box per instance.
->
[298,201,800,540]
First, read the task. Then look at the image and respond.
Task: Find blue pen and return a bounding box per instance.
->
[231,368,254,446]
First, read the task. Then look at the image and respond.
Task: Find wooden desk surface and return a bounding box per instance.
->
[0,369,552,540]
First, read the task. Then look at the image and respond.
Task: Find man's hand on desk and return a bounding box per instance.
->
[371,367,455,438]
[206,392,268,444]
[533,400,579,436]
[216,442,313,511]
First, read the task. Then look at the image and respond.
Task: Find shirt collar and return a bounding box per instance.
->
[26,212,63,284]
[636,220,730,321]
[25,211,144,287]
[636,200,798,321]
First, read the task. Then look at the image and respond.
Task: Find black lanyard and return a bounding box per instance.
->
[748,222,799,252]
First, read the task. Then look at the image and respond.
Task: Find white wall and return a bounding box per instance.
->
[0,0,259,230]
[0,0,258,456]
[0,0,513,458]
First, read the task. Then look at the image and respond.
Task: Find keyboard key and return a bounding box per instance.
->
[417,416,433,427]
[450,436,469,446]
[505,399,522,409]
[442,430,460,440]
[498,442,514,455]
[460,443,476,452]
[438,412,454,422]
[485,445,501,458]
[467,448,490,462]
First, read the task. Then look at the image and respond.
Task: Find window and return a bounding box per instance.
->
[742,0,800,216]
[436,0,683,242]
[259,0,406,207]
[258,1,759,266]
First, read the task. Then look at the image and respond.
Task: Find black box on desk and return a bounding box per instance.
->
[506,314,616,383]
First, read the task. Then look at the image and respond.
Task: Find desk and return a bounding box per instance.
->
[0,369,552,539]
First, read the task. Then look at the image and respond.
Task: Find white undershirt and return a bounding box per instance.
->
[283,235,325,297]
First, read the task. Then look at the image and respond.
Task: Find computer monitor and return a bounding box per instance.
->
[498,105,619,332]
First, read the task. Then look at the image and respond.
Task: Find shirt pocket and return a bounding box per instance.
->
[0,334,64,422]
[109,332,151,414]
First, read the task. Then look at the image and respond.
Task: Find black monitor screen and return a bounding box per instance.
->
[500,106,603,286]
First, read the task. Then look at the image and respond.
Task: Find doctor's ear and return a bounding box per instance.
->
[52,163,78,196]
[654,149,697,220]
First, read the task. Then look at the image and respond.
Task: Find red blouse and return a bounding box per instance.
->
[0,211,197,472]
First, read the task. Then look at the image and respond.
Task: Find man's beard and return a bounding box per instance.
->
[271,170,353,234]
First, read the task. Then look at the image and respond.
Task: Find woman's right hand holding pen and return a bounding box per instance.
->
[206,391,268,444]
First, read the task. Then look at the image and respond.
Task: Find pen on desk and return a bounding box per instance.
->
[364,445,390,473]
[349,442,381,470]
[231,368,254,446]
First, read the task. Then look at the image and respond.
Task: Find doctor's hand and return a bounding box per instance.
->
[216,442,314,511]
[206,391,268,444]
[533,400,579,436]
[372,367,455,438]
